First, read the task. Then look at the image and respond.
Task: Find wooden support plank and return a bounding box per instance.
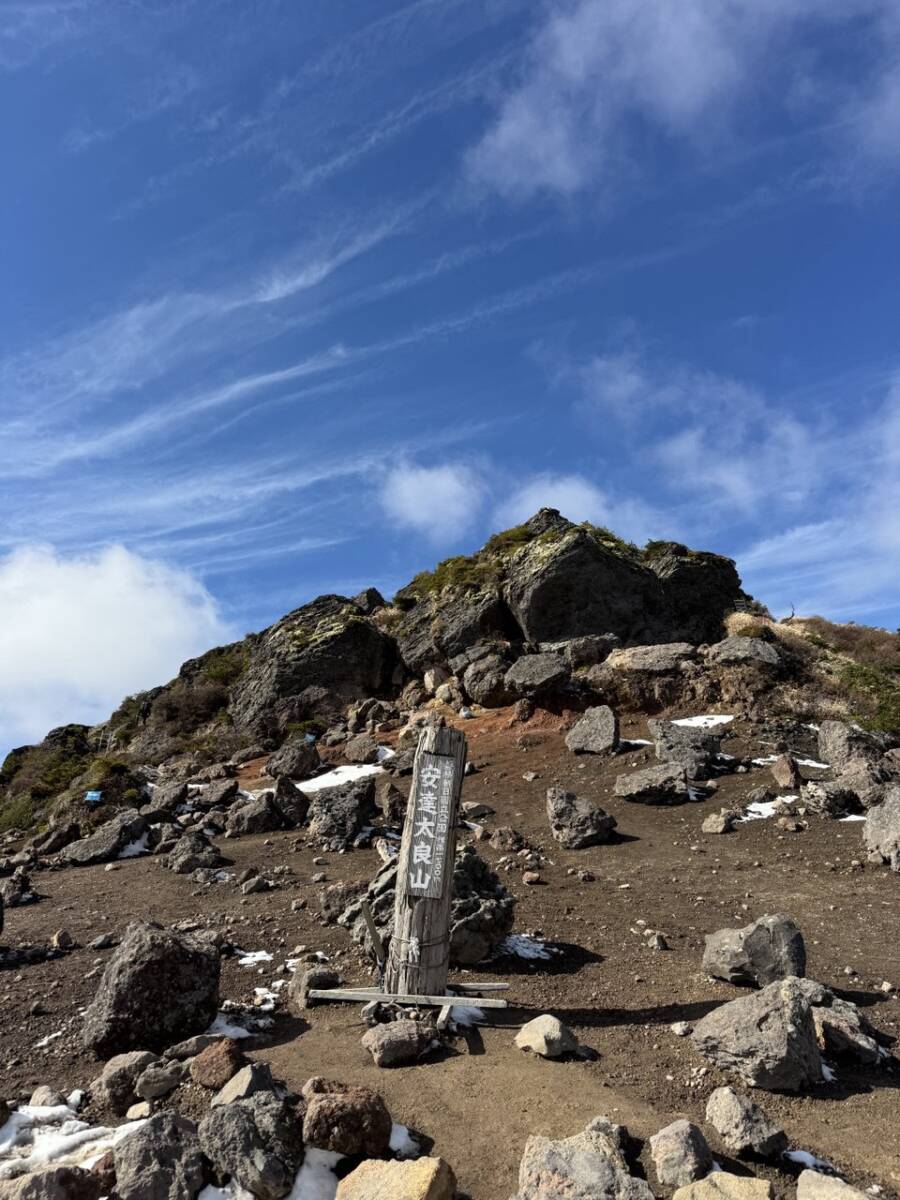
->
[360,900,386,967]
[450,981,509,993]
[308,988,508,1009]
[383,724,467,997]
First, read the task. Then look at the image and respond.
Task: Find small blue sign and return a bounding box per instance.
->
[84,790,103,805]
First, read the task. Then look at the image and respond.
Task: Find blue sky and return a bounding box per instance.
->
[2,0,900,753]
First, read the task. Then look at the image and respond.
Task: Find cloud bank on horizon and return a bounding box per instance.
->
[2,0,899,751]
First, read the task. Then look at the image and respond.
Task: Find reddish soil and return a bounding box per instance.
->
[2,706,898,1200]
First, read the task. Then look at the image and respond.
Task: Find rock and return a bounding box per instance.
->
[649,719,721,778]
[818,721,881,770]
[93,1050,160,1114]
[361,1018,434,1066]
[708,637,780,668]
[771,754,802,789]
[287,966,343,1013]
[691,976,821,1091]
[811,996,880,1064]
[541,634,620,669]
[649,1120,712,1188]
[863,785,900,870]
[270,776,310,827]
[614,763,689,805]
[565,706,619,756]
[305,778,377,850]
[462,655,514,708]
[796,1171,870,1200]
[81,921,220,1057]
[0,1167,102,1200]
[515,1014,579,1058]
[835,759,888,810]
[226,793,285,836]
[32,822,81,855]
[198,1092,304,1200]
[126,1101,152,1119]
[702,914,806,986]
[112,1112,207,1200]
[189,1037,246,1089]
[265,736,320,780]
[343,733,380,764]
[29,1086,64,1106]
[164,1034,224,1059]
[672,1173,772,1200]
[62,811,148,867]
[605,642,698,674]
[164,831,226,874]
[196,778,239,809]
[702,811,736,834]
[513,1114,654,1200]
[141,781,189,822]
[705,1086,788,1157]
[504,652,569,698]
[211,1062,277,1107]
[802,781,860,819]
[336,1157,457,1200]
[375,778,406,824]
[546,788,617,849]
[302,1079,392,1156]
[135,1061,184,1101]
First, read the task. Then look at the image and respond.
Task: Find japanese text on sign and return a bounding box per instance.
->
[406,751,456,898]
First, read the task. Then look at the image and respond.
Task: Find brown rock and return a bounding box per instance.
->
[0,1167,102,1200]
[673,1174,772,1200]
[302,1078,392,1156]
[189,1037,246,1089]
[771,754,802,790]
[336,1157,456,1200]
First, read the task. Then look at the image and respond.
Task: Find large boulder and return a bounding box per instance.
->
[513,1115,654,1200]
[0,1167,102,1200]
[801,781,861,819]
[705,1086,788,1157]
[62,811,148,866]
[340,845,514,966]
[834,759,889,810]
[163,831,226,874]
[504,652,569,698]
[649,1120,712,1188]
[691,976,822,1091]
[702,914,806,986]
[198,1093,304,1200]
[462,654,515,708]
[546,788,617,849]
[672,1174,772,1200]
[336,1158,456,1200]
[81,921,220,1056]
[797,1172,870,1200]
[302,1078,392,1157]
[92,1050,159,1115]
[707,637,780,669]
[226,793,285,836]
[265,736,320,780]
[305,777,377,850]
[614,763,689,805]
[604,643,698,674]
[112,1112,208,1200]
[565,706,619,755]
[649,719,721,779]
[864,785,900,870]
[818,721,882,770]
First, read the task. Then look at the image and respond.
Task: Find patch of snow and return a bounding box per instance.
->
[199,1185,256,1200]
[739,796,797,822]
[287,1148,345,1200]
[821,1062,838,1082]
[389,1124,421,1159]
[448,1004,486,1028]
[785,1149,833,1171]
[206,1014,253,1039]
[375,745,396,762]
[672,714,735,729]
[117,833,149,859]
[619,738,652,749]
[839,814,866,823]
[798,757,829,769]
[33,1031,63,1049]
[297,764,384,793]
[66,1091,85,1112]
[0,1102,146,1180]
[236,949,273,968]
[804,723,821,732]
[253,987,279,1011]
[496,934,558,961]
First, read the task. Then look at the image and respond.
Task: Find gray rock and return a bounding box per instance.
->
[614,762,689,805]
[462,654,515,708]
[818,721,881,770]
[504,652,569,698]
[515,1014,579,1058]
[92,1050,159,1115]
[513,1114,654,1200]
[707,637,780,668]
[546,787,617,849]
[112,1112,207,1200]
[649,719,720,779]
[811,995,880,1064]
[194,778,239,809]
[702,811,736,834]
[797,1171,870,1200]
[605,643,698,674]
[691,976,822,1091]
[226,793,285,836]
[834,759,888,810]
[565,706,619,756]
[649,1120,712,1188]
[863,785,900,870]
[304,777,377,850]
[141,782,189,822]
[270,776,310,827]
[62,811,148,867]
[135,1061,184,1101]
[287,967,343,1014]
[343,733,380,764]
[164,831,226,874]
[81,922,219,1057]
[265,736,320,781]
[31,822,82,855]
[801,781,860,819]
[771,755,802,790]
[211,1062,278,1107]
[0,1168,102,1200]
[199,1092,304,1200]
[361,1018,434,1066]
[705,1086,788,1157]
[703,914,806,986]
[540,634,620,669]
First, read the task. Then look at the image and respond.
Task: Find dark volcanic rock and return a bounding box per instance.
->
[707,637,780,669]
[266,736,320,780]
[199,1093,304,1200]
[564,706,619,755]
[226,793,285,836]
[305,778,377,849]
[81,921,220,1056]
[614,763,690,805]
[703,914,806,986]
[302,1078,392,1157]
[62,811,148,866]
[164,831,226,874]
[649,719,721,779]
[463,653,515,707]
[546,787,617,849]
[112,1112,208,1200]
[504,652,569,698]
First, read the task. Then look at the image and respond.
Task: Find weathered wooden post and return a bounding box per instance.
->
[383,723,467,997]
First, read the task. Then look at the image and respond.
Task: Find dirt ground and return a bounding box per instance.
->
[2,706,898,1200]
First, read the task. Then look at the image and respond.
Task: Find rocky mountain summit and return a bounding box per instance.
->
[1,509,899,1200]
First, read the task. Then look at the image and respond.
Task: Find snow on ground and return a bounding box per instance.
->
[671,715,735,729]
[33,1031,63,1050]
[497,934,559,961]
[297,763,385,792]
[740,796,798,821]
[752,754,830,769]
[840,814,867,822]
[785,1149,834,1171]
[389,1124,422,1159]
[117,833,149,859]
[199,1185,255,1200]
[0,1103,145,1180]
[287,1149,345,1200]
[375,745,395,763]
[206,1013,254,1039]
[236,949,273,968]
[619,738,652,749]
[448,1004,486,1028]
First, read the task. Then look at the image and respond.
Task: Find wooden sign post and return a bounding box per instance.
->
[383,723,467,997]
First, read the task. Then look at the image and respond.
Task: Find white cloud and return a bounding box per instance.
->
[379,462,486,542]
[468,0,900,198]
[494,472,661,542]
[0,545,232,754]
